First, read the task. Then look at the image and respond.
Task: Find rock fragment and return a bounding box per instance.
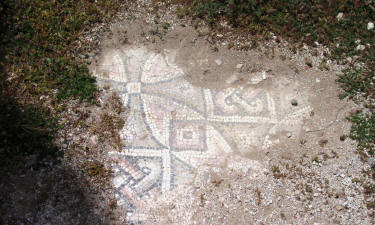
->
[291,99,298,106]
[336,12,344,21]
[90,135,98,146]
[236,64,243,69]
[356,45,365,51]
[368,22,374,30]
[226,74,239,84]
[215,59,222,66]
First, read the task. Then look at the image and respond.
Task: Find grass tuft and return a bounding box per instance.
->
[172,0,375,165]
[0,0,123,166]
[348,111,375,156]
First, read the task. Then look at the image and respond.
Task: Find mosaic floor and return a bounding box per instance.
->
[94,46,311,222]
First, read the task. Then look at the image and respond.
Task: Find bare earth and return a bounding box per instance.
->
[2,1,374,225]
[87,2,373,224]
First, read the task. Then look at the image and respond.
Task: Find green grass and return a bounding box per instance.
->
[191,0,374,62]
[43,58,97,101]
[348,111,375,156]
[0,0,123,167]
[174,0,375,157]
[337,68,375,102]
[1,0,122,102]
[188,0,374,56]
[170,0,375,207]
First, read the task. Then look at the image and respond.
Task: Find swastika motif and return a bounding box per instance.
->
[94,46,310,221]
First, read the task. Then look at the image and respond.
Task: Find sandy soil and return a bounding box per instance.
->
[1,1,374,225]
[86,1,374,224]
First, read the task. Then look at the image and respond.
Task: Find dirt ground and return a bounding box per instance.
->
[87,2,374,224]
[1,1,374,225]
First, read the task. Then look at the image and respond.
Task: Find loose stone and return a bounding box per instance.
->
[356,45,365,51]
[368,22,374,30]
[90,135,98,146]
[215,59,222,65]
[336,12,344,21]
[226,74,239,84]
[236,64,243,69]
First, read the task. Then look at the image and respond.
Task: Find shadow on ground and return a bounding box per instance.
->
[0,30,112,225]
[0,85,111,224]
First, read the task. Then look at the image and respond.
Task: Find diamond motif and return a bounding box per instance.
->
[94,46,312,221]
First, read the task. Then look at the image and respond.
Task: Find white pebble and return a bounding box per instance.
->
[236,64,244,69]
[226,74,239,84]
[368,22,374,30]
[336,12,344,21]
[262,71,267,80]
[315,78,320,83]
[215,59,222,65]
[356,45,365,51]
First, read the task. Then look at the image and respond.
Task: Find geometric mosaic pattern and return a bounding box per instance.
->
[94,46,311,222]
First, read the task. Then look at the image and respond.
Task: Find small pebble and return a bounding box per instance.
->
[291,99,298,106]
[215,59,222,66]
[236,64,243,69]
[368,22,374,30]
[262,71,267,80]
[286,132,292,138]
[336,12,344,21]
[90,135,98,146]
[356,45,365,51]
[315,78,320,83]
[226,74,239,84]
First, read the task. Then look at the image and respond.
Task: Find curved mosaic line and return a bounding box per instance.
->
[95,46,311,219]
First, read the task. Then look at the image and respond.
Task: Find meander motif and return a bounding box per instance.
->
[94,46,311,217]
